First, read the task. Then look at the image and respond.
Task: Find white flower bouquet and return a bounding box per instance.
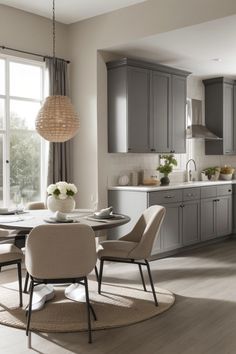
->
[47,181,78,200]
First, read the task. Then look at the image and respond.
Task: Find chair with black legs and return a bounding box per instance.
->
[97,205,166,306]
[0,244,24,307]
[23,201,46,294]
[25,223,97,343]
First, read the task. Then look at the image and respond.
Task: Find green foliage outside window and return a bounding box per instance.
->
[10,113,41,203]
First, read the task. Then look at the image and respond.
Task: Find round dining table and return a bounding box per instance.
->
[0,209,130,307]
[0,209,130,232]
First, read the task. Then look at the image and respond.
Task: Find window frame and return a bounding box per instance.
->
[0,53,47,207]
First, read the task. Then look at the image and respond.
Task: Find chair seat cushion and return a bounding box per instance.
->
[97,240,138,259]
[0,244,23,263]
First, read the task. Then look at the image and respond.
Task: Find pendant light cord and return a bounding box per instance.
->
[53,0,56,59]
[52,0,56,95]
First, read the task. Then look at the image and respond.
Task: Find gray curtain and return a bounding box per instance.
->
[46,58,73,184]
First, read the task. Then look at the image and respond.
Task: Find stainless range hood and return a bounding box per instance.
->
[186,98,221,140]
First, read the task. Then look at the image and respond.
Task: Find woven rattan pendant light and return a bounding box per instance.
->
[36,0,79,142]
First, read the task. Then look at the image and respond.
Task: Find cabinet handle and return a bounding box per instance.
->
[164,195,174,199]
[228,190,232,192]
[213,199,220,202]
[128,148,132,151]
[179,204,184,208]
[150,148,156,152]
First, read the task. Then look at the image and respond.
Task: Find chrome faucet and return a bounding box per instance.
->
[186,159,197,182]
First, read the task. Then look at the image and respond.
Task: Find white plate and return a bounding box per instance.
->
[0,209,24,215]
[44,217,79,224]
[92,214,115,219]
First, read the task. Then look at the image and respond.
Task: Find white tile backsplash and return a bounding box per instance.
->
[107,140,236,187]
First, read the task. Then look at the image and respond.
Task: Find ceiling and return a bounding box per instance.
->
[108,15,236,78]
[0,0,147,24]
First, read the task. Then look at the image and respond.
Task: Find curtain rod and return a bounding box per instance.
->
[0,45,70,64]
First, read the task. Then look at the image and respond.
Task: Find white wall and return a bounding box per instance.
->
[69,0,236,208]
[0,5,69,60]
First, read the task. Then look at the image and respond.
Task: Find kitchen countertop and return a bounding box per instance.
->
[108,180,236,192]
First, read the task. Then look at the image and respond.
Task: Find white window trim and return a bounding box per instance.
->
[0,53,47,207]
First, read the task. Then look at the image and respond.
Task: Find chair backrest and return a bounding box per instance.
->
[26,201,46,210]
[25,224,97,279]
[121,205,166,259]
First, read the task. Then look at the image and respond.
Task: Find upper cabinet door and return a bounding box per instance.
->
[204,77,235,155]
[151,71,171,153]
[172,75,186,153]
[223,83,234,154]
[107,58,189,153]
[127,67,150,152]
[108,66,128,153]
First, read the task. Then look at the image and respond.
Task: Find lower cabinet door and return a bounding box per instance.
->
[201,198,216,240]
[161,203,182,251]
[182,200,200,246]
[216,196,232,237]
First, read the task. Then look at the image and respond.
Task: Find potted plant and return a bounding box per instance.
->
[47,181,78,212]
[157,154,177,186]
[203,167,220,181]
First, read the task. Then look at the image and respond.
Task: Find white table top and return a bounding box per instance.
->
[0,209,130,232]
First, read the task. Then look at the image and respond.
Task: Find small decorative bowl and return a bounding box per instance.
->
[220,173,232,180]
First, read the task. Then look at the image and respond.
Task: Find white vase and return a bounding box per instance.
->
[47,196,76,213]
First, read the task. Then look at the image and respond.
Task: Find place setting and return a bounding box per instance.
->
[84,206,126,223]
[44,211,80,224]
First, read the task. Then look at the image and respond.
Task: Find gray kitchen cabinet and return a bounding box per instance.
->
[107,65,150,153]
[148,189,183,252]
[201,198,216,241]
[150,71,171,153]
[150,72,186,153]
[172,75,187,153]
[150,188,200,250]
[203,77,235,155]
[201,185,232,240]
[159,202,182,251]
[108,183,232,257]
[233,184,236,233]
[108,190,148,239]
[107,58,189,153]
[216,196,232,236]
[182,200,200,246]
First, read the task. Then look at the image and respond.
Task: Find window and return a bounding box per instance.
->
[0,55,47,208]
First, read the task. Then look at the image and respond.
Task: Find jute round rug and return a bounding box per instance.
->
[0,270,175,333]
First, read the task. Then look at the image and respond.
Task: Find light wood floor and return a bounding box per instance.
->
[1,238,236,353]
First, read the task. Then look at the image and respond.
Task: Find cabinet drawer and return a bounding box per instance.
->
[149,189,182,205]
[183,188,200,201]
[217,185,232,196]
[201,186,217,199]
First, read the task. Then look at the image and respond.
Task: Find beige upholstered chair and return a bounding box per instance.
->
[25,201,46,210]
[25,223,97,343]
[0,244,24,307]
[97,205,166,306]
[23,201,46,293]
